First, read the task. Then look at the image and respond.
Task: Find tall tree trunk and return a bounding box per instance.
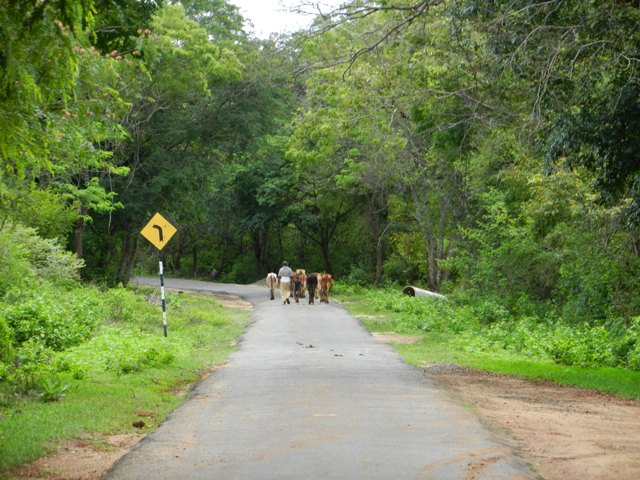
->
[367,194,388,284]
[409,181,443,291]
[375,240,384,284]
[116,231,139,286]
[426,237,439,291]
[74,205,88,258]
[191,244,198,277]
[252,226,269,276]
[320,231,333,274]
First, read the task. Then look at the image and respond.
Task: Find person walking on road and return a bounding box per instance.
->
[277,261,293,304]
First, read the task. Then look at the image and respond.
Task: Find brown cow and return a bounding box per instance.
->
[318,273,333,303]
[295,269,307,299]
[291,271,300,303]
[266,272,277,300]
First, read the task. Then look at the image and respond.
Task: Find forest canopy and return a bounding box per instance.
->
[1,0,639,329]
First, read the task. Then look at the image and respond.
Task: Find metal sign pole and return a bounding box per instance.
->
[141,213,177,337]
[159,250,168,337]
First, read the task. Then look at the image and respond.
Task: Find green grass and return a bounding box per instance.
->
[338,291,640,400]
[393,337,640,399]
[0,290,250,479]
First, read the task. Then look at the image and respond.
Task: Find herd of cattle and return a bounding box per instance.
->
[266,269,333,304]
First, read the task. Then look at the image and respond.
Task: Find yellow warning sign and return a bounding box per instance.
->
[140,212,177,250]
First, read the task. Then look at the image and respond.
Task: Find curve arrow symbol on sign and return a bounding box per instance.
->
[152,225,164,242]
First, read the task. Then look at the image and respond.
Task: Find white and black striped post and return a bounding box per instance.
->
[141,213,176,336]
[159,251,168,337]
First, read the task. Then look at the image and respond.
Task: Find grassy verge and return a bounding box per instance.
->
[337,289,640,400]
[0,289,250,478]
[394,337,640,399]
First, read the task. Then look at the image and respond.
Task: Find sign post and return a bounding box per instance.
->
[140,213,177,337]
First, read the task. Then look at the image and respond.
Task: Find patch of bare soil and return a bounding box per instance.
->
[424,363,640,480]
[372,331,422,344]
[207,292,253,310]
[165,288,253,310]
[13,434,141,480]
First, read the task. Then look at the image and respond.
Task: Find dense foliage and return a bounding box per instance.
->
[1,0,640,405]
[337,285,640,371]
[0,4,639,475]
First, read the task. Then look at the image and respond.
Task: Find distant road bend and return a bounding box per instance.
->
[103,277,534,479]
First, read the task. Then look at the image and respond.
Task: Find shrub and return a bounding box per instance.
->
[0,315,14,363]
[343,266,372,286]
[382,253,420,284]
[618,317,640,370]
[473,299,511,325]
[4,339,61,400]
[2,286,101,351]
[38,377,70,402]
[628,343,640,371]
[358,289,471,335]
[0,228,34,296]
[0,223,83,297]
[5,223,84,285]
[102,284,156,324]
[546,323,616,368]
[62,327,178,376]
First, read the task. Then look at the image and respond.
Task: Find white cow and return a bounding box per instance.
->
[266,272,278,300]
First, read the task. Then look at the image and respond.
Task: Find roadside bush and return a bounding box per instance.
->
[3,223,83,286]
[546,323,616,368]
[102,284,157,325]
[457,316,625,368]
[343,266,372,286]
[61,327,178,376]
[0,223,84,302]
[1,286,102,351]
[345,286,640,371]
[360,289,469,334]
[628,340,640,371]
[0,315,14,363]
[382,253,420,284]
[220,255,259,284]
[605,317,639,368]
[0,228,34,296]
[3,339,62,400]
[473,299,511,325]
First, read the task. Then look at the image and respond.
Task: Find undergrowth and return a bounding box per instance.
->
[334,284,640,399]
[0,286,250,478]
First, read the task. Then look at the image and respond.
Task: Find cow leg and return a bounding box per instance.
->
[270,288,274,300]
[322,290,329,303]
[308,286,315,304]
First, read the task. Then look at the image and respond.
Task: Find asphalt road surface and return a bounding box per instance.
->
[102,277,535,480]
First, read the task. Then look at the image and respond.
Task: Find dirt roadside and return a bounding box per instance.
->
[379,332,640,480]
[14,334,640,479]
[426,363,640,480]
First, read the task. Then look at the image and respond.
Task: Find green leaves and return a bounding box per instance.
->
[141,3,241,101]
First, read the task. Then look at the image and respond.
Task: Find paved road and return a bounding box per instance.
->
[102,278,535,479]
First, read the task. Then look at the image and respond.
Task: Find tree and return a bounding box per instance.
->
[0,0,130,245]
[84,3,243,284]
